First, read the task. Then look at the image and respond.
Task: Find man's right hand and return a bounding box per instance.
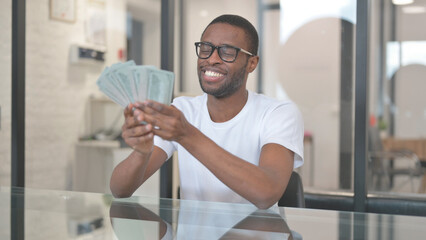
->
[121,103,155,154]
[112,102,169,198]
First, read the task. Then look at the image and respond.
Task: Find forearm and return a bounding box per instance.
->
[110,150,152,198]
[179,126,293,209]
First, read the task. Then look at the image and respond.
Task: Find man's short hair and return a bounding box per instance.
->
[202,14,259,56]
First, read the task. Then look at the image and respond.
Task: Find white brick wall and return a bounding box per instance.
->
[0,0,126,190]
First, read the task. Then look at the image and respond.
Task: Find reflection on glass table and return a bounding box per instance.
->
[110,199,294,240]
[2,187,426,240]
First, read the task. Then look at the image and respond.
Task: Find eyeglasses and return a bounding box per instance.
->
[194,42,255,63]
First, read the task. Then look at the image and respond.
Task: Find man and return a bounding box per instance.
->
[110,14,304,209]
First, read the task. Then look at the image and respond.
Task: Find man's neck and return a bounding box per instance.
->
[207,89,249,123]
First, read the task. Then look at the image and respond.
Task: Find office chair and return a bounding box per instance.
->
[368,127,423,192]
[278,171,305,208]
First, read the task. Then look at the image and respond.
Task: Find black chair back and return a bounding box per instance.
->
[278,171,305,208]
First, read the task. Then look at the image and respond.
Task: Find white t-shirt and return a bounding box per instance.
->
[154,90,304,204]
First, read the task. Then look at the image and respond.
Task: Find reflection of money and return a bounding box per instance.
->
[96,60,175,108]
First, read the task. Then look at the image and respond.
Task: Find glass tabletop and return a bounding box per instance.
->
[1,187,426,240]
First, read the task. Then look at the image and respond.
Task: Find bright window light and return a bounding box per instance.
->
[392,0,414,5]
[279,0,356,44]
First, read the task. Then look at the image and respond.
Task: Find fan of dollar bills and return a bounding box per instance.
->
[96,60,174,108]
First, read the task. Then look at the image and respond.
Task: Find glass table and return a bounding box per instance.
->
[1,187,426,239]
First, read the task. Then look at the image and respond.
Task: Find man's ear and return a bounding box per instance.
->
[247,56,259,73]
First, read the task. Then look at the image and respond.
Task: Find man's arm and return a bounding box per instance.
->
[110,147,167,198]
[182,128,294,209]
[138,101,294,209]
[110,104,168,198]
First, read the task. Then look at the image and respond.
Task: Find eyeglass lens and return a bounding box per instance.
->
[196,43,238,62]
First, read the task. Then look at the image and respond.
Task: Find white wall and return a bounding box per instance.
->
[24,0,126,190]
[263,12,342,189]
[394,65,426,137]
[393,1,426,138]
[0,1,11,238]
[0,0,12,187]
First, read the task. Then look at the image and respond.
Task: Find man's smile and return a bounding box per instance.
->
[202,70,226,83]
[205,70,224,78]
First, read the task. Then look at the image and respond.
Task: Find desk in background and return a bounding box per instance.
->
[382,138,426,192]
[382,138,426,160]
[2,187,426,240]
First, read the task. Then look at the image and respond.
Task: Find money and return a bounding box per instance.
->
[96,60,175,108]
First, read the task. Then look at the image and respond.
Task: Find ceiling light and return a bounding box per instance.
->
[392,0,414,5]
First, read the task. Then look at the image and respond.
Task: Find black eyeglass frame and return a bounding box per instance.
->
[194,42,255,63]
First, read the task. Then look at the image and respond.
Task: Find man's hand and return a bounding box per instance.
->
[111,103,170,198]
[121,103,155,154]
[135,100,193,143]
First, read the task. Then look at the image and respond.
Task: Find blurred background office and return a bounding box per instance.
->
[1,0,426,213]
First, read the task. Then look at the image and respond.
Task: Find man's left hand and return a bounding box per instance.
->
[135,100,192,142]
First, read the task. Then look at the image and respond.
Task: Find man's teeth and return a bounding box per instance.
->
[205,71,224,77]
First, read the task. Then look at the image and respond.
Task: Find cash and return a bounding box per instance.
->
[96,60,175,108]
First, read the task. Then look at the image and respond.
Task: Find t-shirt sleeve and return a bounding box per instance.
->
[154,135,176,159]
[260,102,304,168]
